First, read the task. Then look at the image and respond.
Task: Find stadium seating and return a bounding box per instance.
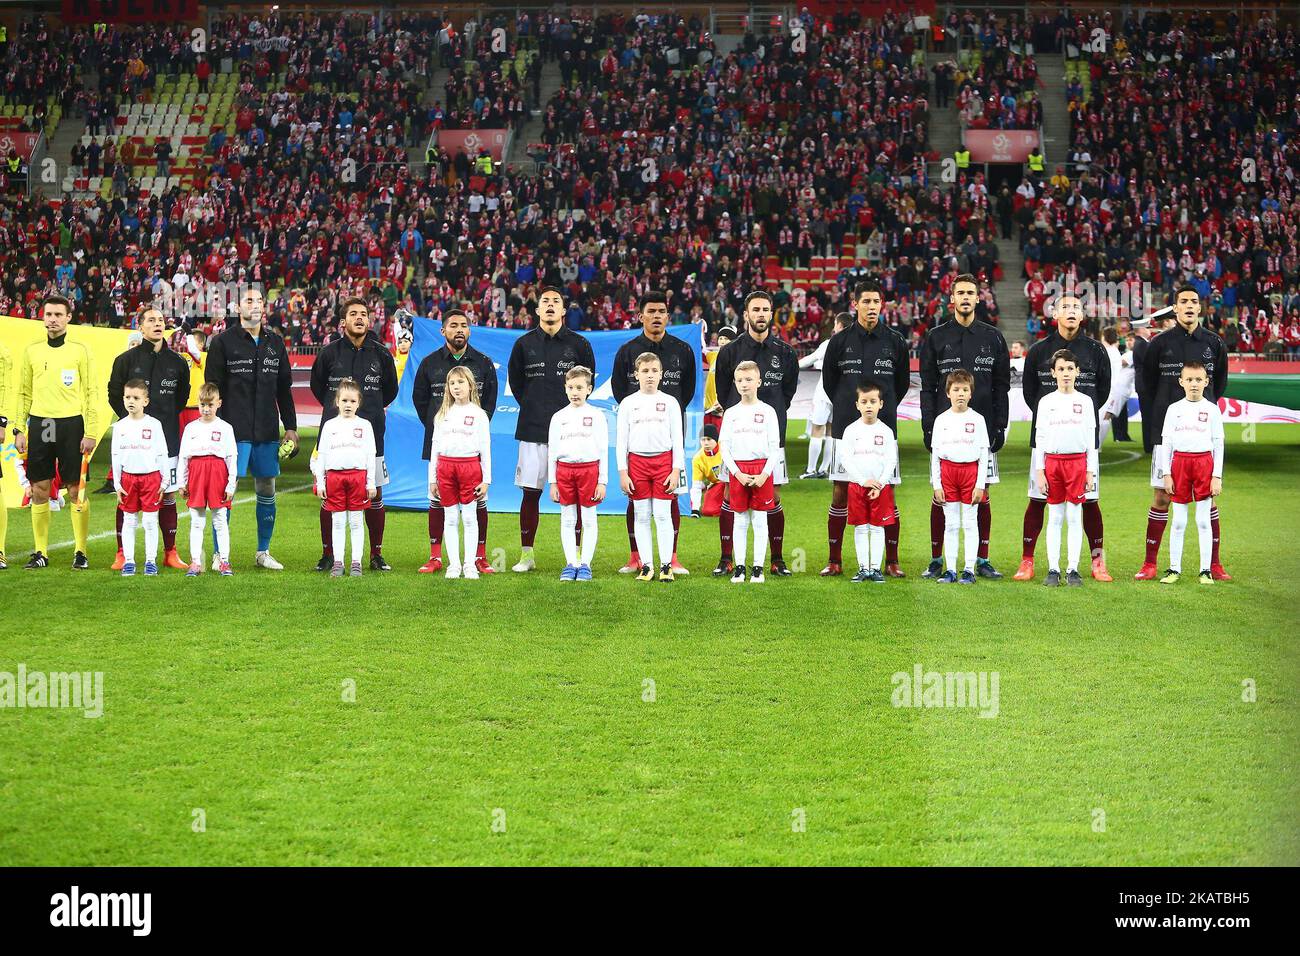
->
[1039,8,1300,346]
[522,9,1005,344]
[3,8,1293,356]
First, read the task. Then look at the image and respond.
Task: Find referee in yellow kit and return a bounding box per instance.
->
[14,294,99,569]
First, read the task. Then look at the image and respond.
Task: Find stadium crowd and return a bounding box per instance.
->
[523,7,1011,346]
[1015,8,1299,351]
[1,7,1296,357]
[0,7,1019,356]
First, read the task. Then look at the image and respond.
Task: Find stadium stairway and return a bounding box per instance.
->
[59,69,241,204]
[504,56,563,169]
[48,112,87,202]
[992,236,1028,342]
[712,35,743,57]
[1035,54,1070,173]
[925,51,962,165]
[47,68,96,206]
[977,51,1074,343]
[408,63,452,169]
[924,51,1027,339]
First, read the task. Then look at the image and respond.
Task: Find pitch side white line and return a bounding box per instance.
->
[44,483,314,552]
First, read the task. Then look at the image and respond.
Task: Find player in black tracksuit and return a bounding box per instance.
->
[310,299,399,570]
[819,282,912,576]
[711,291,800,576]
[1140,324,1227,452]
[918,276,1011,578]
[1136,287,1231,579]
[412,333,499,456]
[506,288,596,569]
[611,331,697,404]
[1016,295,1113,580]
[204,318,297,445]
[610,292,698,573]
[108,335,190,455]
[204,288,298,567]
[107,308,190,567]
[411,309,501,574]
[507,320,596,445]
[1131,332,1149,432]
[311,333,399,439]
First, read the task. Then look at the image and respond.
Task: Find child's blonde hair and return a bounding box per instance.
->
[733,360,760,378]
[334,378,363,407]
[566,365,594,386]
[436,366,480,423]
[197,382,221,403]
[634,351,662,370]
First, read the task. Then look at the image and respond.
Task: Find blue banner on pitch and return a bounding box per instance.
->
[383,318,704,513]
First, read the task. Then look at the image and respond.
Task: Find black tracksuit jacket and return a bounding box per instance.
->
[204,325,297,444]
[506,325,596,444]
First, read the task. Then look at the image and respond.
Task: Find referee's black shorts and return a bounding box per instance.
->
[25,415,86,484]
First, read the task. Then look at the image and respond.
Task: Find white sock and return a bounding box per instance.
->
[332,511,346,564]
[348,510,364,566]
[1065,502,1083,573]
[943,502,961,571]
[633,498,653,568]
[807,437,823,473]
[651,497,673,567]
[461,504,479,568]
[190,508,206,565]
[122,511,138,564]
[1046,502,1064,573]
[818,436,834,472]
[142,511,159,563]
[213,508,230,561]
[1169,502,1188,572]
[211,504,227,555]
[853,525,870,570]
[1195,499,1212,571]
[445,504,461,568]
[1098,417,1112,445]
[869,524,884,571]
[751,509,768,568]
[560,504,579,566]
[734,509,750,568]
[579,506,598,565]
[961,503,978,573]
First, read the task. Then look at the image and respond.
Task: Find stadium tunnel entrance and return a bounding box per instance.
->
[985,162,1024,195]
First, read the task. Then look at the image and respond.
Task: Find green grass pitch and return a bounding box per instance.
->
[1,421,1296,865]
